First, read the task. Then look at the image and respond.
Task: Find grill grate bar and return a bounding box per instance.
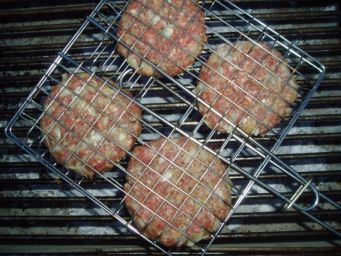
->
[1,0,340,255]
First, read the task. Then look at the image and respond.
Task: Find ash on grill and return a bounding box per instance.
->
[0,0,340,255]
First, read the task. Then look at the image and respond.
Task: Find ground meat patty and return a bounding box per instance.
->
[124,136,231,247]
[40,73,142,178]
[117,0,206,77]
[194,41,298,136]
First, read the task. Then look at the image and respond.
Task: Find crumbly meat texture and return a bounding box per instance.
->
[194,41,298,136]
[40,73,142,178]
[117,0,207,77]
[124,136,232,247]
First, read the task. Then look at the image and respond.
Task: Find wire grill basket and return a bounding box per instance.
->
[5,0,340,255]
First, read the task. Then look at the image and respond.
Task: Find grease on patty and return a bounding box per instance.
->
[40,73,142,177]
[195,41,298,136]
[124,136,232,247]
[117,0,207,77]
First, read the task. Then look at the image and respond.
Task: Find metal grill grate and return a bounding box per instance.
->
[2,0,341,255]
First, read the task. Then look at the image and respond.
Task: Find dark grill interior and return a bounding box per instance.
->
[0,0,340,255]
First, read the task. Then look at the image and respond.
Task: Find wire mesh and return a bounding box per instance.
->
[5,0,340,255]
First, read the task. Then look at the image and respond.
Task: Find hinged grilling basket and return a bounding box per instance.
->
[4,0,341,255]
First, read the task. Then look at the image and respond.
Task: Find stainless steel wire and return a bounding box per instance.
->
[5,0,340,255]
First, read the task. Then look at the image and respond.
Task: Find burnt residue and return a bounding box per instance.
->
[0,0,340,255]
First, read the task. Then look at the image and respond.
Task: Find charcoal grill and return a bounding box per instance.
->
[0,0,340,255]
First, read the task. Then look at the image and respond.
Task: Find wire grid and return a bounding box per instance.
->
[5,0,341,254]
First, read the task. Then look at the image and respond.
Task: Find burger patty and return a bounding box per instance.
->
[194,41,298,136]
[117,0,207,77]
[40,73,142,178]
[124,136,232,247]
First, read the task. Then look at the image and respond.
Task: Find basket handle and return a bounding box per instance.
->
[283,178,317,211]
